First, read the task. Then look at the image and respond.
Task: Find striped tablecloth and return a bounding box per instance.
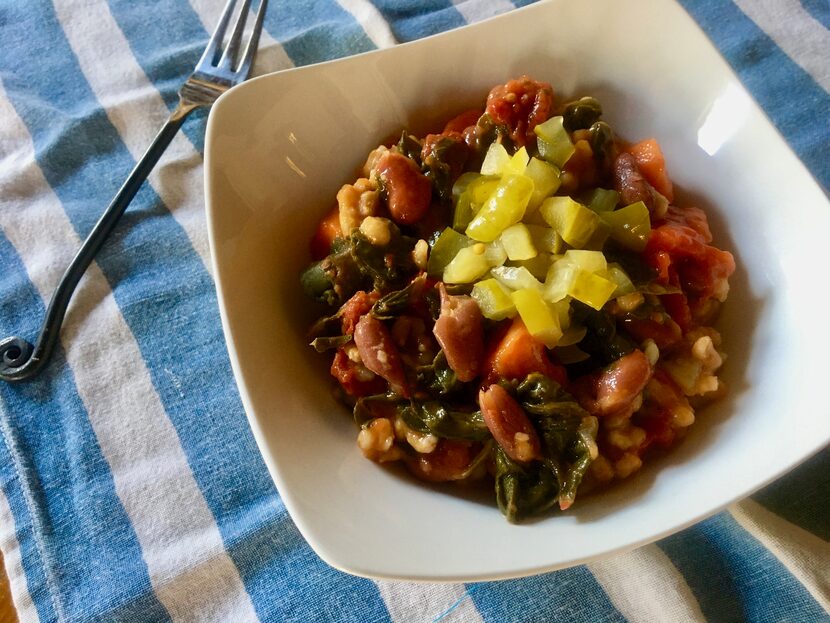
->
[0,1,827,621]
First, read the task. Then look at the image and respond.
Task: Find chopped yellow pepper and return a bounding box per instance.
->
[465,174,533,242]
[511,288,563,348]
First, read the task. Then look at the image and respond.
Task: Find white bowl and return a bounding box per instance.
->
[204,0,830,581]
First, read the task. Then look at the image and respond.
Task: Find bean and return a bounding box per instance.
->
[376,151,432,225]
[479,384,542,463]
[353,314,409,397]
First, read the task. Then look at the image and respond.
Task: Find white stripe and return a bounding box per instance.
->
[588,544,706,623]
[52,0,212,272]
[730,499,830,611]
[335,0,398,48]
[375,581,484,623]
[733,0,830,93]
[0,82,258,623]
[0,488,40,623]
[452,0,515,24]
[188,0,295,75]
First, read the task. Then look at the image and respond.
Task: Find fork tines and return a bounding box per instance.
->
[198,0,267,79]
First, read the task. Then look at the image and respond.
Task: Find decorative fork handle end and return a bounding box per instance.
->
[0,336,39,383]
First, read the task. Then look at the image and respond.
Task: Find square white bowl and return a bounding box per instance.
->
[204,0,830,581]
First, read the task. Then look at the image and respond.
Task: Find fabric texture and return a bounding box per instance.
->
[0,0,827,621]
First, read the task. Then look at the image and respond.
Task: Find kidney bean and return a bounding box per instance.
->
[432,283,484,382]
[594,349,652,416]
[353,314,409,397]
[613,152,654,211]
[376,151,432,225]
[479,384,542,463]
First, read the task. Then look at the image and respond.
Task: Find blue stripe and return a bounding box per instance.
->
[801,0,830,31]
[105,0,211,153]
[659,512,829,622]
[264,1,376,65]
[224,503,392,623]
[0,232,170,622]
[371,1,467,42]
[1,3,392,620]
[679,0,830,191]
[470,567,627,623]
[752,448,830,541]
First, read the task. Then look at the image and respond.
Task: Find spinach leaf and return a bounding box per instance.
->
[399,401,489,441]
[309,335,352,352]
[514,374,587,420]
[307,307,346,340]
[570,300,634,369]
[421,135,470,203]
[371,274,427,320]
[350,229,418,291]
[495,449,561,523]
[397,131,423,165]
[415,351,462,396]
[300,226,420,308]
[353,392,402,428]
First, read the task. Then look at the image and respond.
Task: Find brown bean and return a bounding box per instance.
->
[613,152,654,211]
[595,349,652,415]
[353,314,409,397]
[432,283,484,382]
[376,151,432,225]
[479,384,542,463]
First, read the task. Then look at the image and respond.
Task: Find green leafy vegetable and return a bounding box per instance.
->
[350,229,419,290]
[415,350,462,395]
[371,274,427,320]
[495,449,561,523]
[309,335,352,352]
[422,135,470,203]
[353,393,401,428]
[570,300,635,367]
[514,374,588,420]
[400,401,489,441]
[300,227,420,307]
[397,131,423,164]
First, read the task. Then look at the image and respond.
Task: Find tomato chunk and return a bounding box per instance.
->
[626,138,674,202]
[646,206,735,303]
[486,76,554,147]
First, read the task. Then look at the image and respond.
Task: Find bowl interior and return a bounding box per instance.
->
[205,0,830,580]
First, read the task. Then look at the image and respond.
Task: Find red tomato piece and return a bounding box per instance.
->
[626,138,674,202]
[485,76,554,147]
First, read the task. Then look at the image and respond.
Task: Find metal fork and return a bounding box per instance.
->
[0,0,268,382]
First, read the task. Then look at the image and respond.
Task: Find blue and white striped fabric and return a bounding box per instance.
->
[0,1,827,621]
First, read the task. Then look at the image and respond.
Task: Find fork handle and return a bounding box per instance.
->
[0,100,203,382]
